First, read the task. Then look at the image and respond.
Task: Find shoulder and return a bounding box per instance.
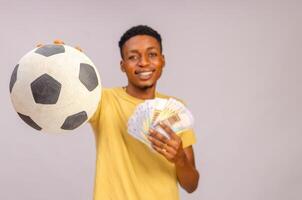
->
[101,87,117,94]
[101,87,121,97]
[89,87,121,123]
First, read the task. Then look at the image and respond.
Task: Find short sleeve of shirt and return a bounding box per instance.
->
[88,90,104,124]
[178,128,196,148]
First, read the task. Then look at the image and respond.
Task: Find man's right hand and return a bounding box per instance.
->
[36,39,83,52]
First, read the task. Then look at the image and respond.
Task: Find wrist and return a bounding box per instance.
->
[175,150,187,167]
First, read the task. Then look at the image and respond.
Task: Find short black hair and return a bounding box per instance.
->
[118,25,162,58]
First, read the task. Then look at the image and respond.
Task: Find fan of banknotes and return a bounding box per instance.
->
[127,98,194,147]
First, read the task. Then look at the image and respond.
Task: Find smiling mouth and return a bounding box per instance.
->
[135,70,155,80]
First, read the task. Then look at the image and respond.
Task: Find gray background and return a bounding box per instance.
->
[1,0,301,199]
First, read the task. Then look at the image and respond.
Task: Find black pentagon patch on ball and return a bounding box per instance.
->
[61,111,88,130]
[9,64,19,93]
[17,112,42,130]
[79,63,98,91]
[35,44,65,57]
[31,73,61,104]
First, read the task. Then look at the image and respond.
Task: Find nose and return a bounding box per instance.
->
[138,55,149,67]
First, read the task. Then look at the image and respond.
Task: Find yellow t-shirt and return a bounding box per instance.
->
[89,87,196,200]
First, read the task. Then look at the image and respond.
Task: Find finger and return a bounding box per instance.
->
[149,128,179,151]
[151,144,174,159]
[147,135,165,149]
[149,129,169,144]
[147,136,177,155]
[159,122,178,140]
[74,46,83,52]
[164,144,177,155]
[166,139,181,150]
[53,39,65,45]
[36,43,43,48]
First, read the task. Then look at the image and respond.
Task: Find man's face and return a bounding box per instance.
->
[120,35,165,90]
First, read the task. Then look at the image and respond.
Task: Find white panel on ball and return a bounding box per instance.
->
[9,44,102,133]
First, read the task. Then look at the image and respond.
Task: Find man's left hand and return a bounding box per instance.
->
[147,122,187,166]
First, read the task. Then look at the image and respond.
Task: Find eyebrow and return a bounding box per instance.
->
[127,47,158,54]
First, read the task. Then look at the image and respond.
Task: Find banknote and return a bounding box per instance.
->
[127,98,194,148]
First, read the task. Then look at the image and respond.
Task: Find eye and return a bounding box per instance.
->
[149,52,158,58]
[128,55,139,61]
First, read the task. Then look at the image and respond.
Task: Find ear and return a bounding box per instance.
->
[120,60,125,72]
[162,54,166,68]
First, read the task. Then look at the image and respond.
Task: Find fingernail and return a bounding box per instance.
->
[53,39,64,45]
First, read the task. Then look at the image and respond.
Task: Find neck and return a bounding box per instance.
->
[125,84,156,100]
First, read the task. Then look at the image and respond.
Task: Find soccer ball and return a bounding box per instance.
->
[9,44,101,133]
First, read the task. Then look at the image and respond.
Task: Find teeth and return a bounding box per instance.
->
[139,71,152,76]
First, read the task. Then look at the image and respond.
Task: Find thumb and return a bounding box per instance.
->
[53,39,65,45]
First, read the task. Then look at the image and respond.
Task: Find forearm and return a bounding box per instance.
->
[147,123,199,192]
[175,155,199,193]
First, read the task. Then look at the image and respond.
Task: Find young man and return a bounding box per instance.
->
[89,25,199,200]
